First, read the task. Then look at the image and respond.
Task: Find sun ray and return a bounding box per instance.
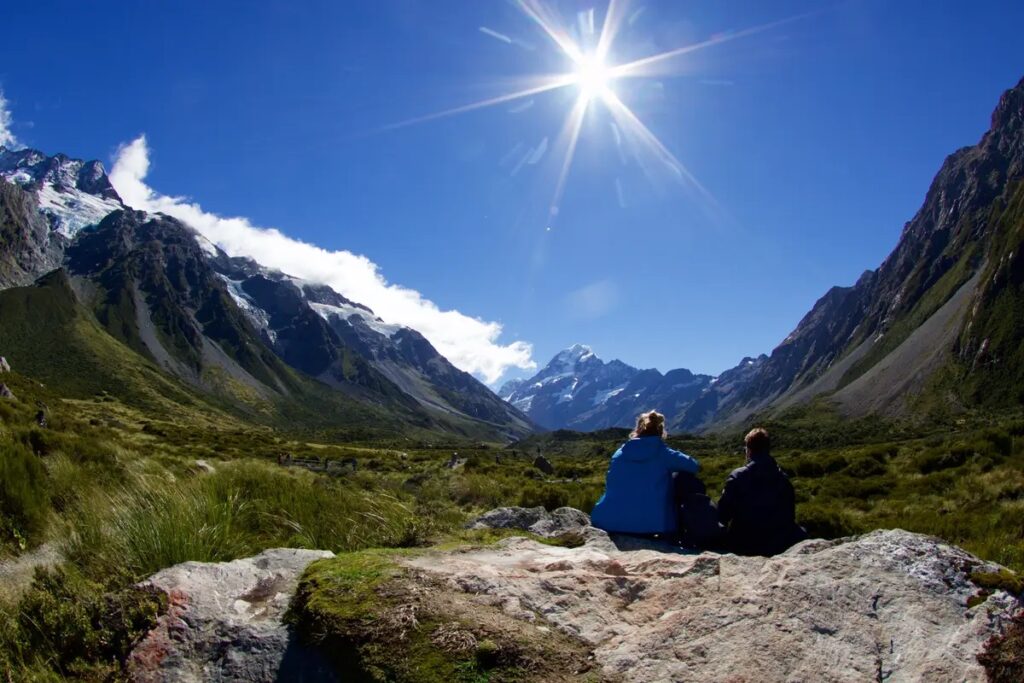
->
[378,74,576,132]
[546,95,589,223]
[602,91,716,207]
[514,0,584,63]
[373,1,815,227]
[595,0,627,62]
[610,11,819,80]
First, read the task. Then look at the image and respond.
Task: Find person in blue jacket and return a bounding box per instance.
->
[590,410,701,536]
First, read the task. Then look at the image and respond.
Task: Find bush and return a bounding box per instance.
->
[845,457,888,479]
[790,452,849,478]
[518,483,568,510]
[797,505,861,539]
[978,611,1024,682]
[915,446,970,474]
[10,566,164,678]
[0,440,49,551]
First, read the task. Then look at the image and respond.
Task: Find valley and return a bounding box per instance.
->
[0,31,1022,683]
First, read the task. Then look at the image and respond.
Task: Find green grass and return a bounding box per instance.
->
[3,353,1024,679]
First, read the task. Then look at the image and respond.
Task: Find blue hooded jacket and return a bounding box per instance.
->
[590,436,700,534]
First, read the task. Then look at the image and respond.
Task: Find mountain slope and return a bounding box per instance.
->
[514,76,1024,434]
[677,74,1024,430]
[209,253,534,436]
[0,178,64,288]
[0,146,533,440]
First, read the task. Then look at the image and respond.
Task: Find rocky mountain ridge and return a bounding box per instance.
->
[0,145,532,439]
[499,344,714,431]
[512,75,1024,433]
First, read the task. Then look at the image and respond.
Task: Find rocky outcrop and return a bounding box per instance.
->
[0,177,66,288]
[125,510,1021,682]
[128,548,336,683]
[443,508,1021,682]
[466,506,591,538]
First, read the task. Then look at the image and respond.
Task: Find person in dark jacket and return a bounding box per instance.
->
[590,410,700,536]
[718,428,805,556]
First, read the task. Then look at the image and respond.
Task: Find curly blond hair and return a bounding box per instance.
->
[631,410,666,439]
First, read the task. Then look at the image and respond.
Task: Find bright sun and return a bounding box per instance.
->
[574,54,613,101]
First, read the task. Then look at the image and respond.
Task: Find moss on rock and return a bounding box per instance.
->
[289,550,604,682]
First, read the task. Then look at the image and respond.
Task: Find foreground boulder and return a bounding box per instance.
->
[128,510,1021,682]
[438,508,1020,682]
[128,548,336,683]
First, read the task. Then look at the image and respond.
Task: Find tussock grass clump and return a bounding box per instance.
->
[0,440,49,552]
[65,461,429,582]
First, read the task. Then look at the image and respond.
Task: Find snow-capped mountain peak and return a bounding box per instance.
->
[0,146,123,237]
[500,345,715,432]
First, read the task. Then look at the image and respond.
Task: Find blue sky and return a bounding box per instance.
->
[2,0,1023,384]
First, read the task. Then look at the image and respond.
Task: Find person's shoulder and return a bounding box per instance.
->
[726,463,750,480]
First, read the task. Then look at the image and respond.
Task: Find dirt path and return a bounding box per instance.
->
[0,542,62,601]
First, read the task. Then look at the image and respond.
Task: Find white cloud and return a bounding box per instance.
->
[109,135,535,385]
[0,90,20,149]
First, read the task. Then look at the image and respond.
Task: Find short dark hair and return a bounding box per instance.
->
[744,427,770,455]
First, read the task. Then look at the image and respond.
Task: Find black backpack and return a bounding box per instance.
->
[673,473,724,549]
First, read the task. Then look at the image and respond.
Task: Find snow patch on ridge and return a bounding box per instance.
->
[309,302,402,338]
[36,185,122,237]
[593,386,626,406]
[216,274,276,344]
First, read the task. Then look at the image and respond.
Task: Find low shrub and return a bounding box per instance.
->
[845,457,888,479]
[915,446,971,474]
[518,483,569,510]
[5,566,164,679]
[0,440,49,551]
[977,611,1024,682]
[797,505,861,539]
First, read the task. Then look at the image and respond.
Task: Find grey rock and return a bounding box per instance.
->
[0,356,9,373]
[532,455,555,475]
[129,548,337,683]
[445,453,466,469]
[466,506,591,538]
[417,514,1021,682]
[193,460,215,474]
[0,383,14,400]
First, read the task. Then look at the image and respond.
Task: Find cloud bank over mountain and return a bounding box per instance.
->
[109,135,535,384]
[0,90,19,149]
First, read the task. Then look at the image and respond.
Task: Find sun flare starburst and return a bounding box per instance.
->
[382,0,809,226]
[573,53,614,101]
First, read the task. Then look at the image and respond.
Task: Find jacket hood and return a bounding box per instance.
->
[619,436,663,461]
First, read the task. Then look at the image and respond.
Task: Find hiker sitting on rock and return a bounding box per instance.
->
[718,428,806,556]
[591,410,703,539]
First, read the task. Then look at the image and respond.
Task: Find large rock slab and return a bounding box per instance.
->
[416,511,1021,682]
[129,548,336,683]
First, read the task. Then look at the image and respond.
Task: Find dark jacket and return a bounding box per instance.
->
[591,437,700,535]
[718,453,803,556]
